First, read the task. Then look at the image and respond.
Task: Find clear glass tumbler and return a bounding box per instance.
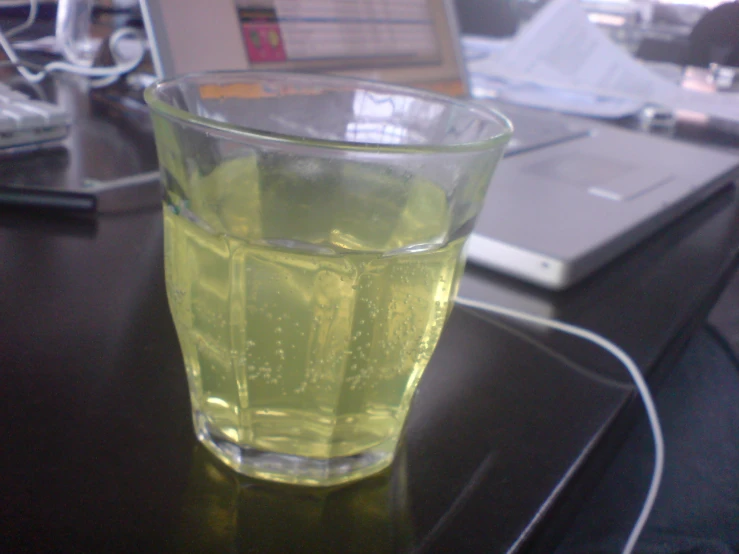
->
[145,71,511,486]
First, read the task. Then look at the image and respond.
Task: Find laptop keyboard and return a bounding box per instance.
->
[0,83,71,149]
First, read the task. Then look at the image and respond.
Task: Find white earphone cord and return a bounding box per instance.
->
[0,0,145,87]
[454,296,664,554]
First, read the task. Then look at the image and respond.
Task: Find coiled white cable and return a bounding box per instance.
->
[0,1,145,87]
[454,295,664,554]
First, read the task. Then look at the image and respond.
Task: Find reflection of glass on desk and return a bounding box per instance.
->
[171,444,414,554]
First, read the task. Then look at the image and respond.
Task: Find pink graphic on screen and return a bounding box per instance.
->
[242,21,287,64]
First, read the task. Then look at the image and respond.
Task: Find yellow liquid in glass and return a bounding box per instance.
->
[163,158,465,479]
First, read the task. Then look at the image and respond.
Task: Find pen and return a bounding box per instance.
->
[0,170,162,214]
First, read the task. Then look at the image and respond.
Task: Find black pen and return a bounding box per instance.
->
[0,170,162,214]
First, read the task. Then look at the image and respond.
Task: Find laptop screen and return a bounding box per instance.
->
[141,0,468,97]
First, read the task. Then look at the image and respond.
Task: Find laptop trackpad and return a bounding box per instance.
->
[524,153,673,201]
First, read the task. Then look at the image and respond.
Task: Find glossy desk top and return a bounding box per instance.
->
[2,77,739,554]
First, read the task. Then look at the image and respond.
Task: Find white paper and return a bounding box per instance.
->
[469,73,644,118]
[479,0,739,123]
[496,0,662,97]
[463,36,643,118]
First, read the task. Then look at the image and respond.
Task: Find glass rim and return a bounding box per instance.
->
[144,70,513,155]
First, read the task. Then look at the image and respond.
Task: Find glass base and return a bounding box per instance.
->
[194,411,396,487]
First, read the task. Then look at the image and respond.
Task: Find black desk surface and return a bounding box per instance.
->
[2,77,739,554]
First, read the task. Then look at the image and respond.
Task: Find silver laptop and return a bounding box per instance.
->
[140,0,739,290]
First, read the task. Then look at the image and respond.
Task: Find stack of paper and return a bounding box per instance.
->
[465,0,739,123]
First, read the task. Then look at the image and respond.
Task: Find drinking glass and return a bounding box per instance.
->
[145,71,511,486]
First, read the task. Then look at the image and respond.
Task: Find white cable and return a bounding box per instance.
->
[454,295,664,554]
[4,0,38,39]
[0,21,46,82]
[0,24,145,84]
[89,26,147,87]
[43,27,145,79]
